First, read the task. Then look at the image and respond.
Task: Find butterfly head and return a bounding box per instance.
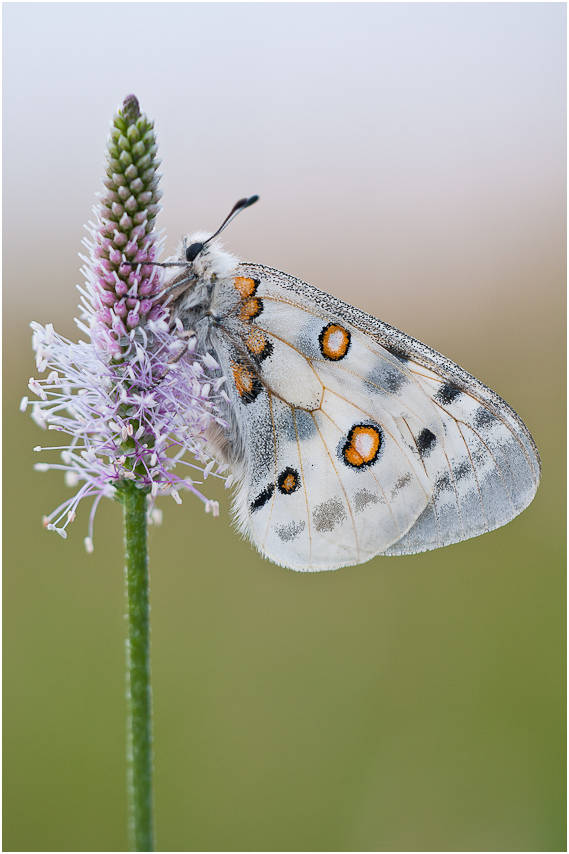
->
[178,230,239,282]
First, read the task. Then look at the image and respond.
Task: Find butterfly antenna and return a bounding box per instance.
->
[203,195,259,245]
[149,196,259,269]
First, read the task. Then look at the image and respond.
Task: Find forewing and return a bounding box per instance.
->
[226,263,540,569]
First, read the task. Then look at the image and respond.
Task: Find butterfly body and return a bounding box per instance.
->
[165,226,540,571]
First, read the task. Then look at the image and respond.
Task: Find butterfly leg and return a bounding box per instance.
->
[166,329,197,366]
[146,330,197,389]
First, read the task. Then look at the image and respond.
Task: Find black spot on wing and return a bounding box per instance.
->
[366,363,408,394]
[454,461,472,481]
[250,483,274,512]
[434,472,452,497]
[416,428,437,458]
[474,406,496,429]
[436,382,462,405]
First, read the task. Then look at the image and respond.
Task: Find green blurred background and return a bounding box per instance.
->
[4,4,565,852]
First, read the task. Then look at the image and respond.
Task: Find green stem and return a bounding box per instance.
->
[123,485,155,851]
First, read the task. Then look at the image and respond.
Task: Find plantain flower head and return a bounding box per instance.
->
[23,95,228,548]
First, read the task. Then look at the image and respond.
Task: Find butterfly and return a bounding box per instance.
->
[160,196,541,571]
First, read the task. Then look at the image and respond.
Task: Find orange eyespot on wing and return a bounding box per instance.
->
[246,328,273,361]
[342,424,382,468]
[233,276,259,298]
[239,297,263,322]
[277,467,300,494]
[231,359,263,404]
[319,323,351,361]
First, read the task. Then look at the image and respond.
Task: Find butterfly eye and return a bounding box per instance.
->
[185,242,204,263]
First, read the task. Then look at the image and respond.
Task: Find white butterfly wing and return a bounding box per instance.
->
[221,263,540,570]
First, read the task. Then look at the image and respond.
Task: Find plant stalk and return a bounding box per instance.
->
[123,485,155,851]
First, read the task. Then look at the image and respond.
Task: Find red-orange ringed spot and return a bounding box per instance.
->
[277,467,300,494]
[319,323,351,361]
[342,424,382,468]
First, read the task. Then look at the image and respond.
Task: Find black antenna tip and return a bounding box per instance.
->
[204,195,260,246]
[234,195,259,212]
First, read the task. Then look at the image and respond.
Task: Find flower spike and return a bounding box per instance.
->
[25,96,228,547]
